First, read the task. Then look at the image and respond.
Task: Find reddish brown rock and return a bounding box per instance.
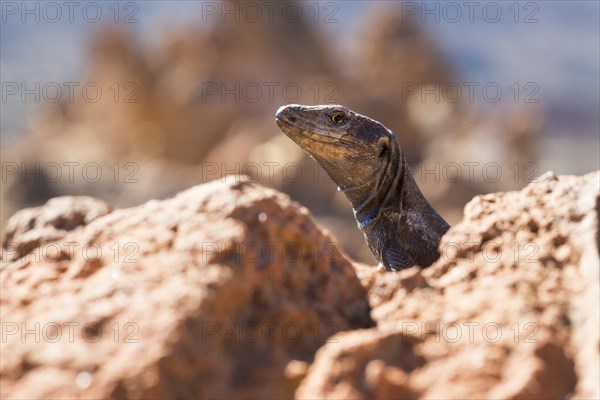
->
[0,179,373,399]
[2,196,113,263]
[297,329,424,400]
[297,171,599,399]
[2,172,597,399]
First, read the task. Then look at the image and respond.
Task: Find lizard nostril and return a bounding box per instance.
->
[276,104,304,124]
[276,105,297,123]
[275,107,297,123]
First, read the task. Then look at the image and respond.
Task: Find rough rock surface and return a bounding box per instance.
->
[0,179,373,399]
[2,172,598,399]
[2,196,113,263]
[298,171,599,399]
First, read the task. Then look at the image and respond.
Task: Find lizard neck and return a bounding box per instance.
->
[341,151,398,231]
[341,148,450,267]
[395,163,451,265]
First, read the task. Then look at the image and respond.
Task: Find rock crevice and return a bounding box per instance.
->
[1,172,598,399]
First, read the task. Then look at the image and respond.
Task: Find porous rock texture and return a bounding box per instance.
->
[1,171,598,400]
[2,196,113,263]
[0,178,373,399]
[298,171,599,399]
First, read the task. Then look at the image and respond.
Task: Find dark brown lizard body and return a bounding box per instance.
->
[275,104,450,271]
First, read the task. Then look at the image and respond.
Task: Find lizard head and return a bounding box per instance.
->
[276,104,398,190]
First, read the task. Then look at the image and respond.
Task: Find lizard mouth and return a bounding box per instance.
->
[276,116,342,145]
[276,117,304,139]
[275,115,293,129]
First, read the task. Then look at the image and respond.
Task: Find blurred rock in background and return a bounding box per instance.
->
[1,2,544,265]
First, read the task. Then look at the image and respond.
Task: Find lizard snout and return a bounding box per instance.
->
[276,104,303,124]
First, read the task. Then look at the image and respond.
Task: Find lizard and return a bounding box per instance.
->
[275,104,450,271]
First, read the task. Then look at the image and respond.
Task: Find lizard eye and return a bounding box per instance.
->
[329,112,347,125]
